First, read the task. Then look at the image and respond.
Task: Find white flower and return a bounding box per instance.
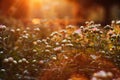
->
[33,49,37,53]
[93,70,113,78]
[0,25,6,31]
[18,60,22,63]
[50,32,59,36]
[90,55,98,60]
[64,55,68,60]
[26,27,30,30]
[16,28,20,32]
[74,29,81,34]
[33,41,37,45]
[42,39,48,44]
[52,56,57,60]
[22,58,27,62]
[46,45,52,48]
[90,21,94,25]
[116,20,120,24]
[39,60,44,64]
[107,72,113,77]
[23,30,27,33]
[92,27,100,32]
[37,40,41,44]
[55,42,60,46]
[62,39,67,43]
[93,71,107,78]
[0,51,3,54]
[65,43,73,47]
[13,60,17,64]
[45,49,50,53]
[10,29,15,33]
[34,27,40,31]
[32,60,37,63]
[91,77,97,80]
[66,25,74,29]
[8,57,14,62]
[80,26,84,29]
[54,46,62,52]
[22,35,28,39]
[111,34,116,38]
[3,58,9,63]
[23,70,29,74]
[1,69,6,72]
[111,20,115,24]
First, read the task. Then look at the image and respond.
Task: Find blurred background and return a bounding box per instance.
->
[0,0,120,25]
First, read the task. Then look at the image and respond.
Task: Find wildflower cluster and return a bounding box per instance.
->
[0,21,120,80]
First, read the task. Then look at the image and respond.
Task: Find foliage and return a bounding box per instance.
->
[0,20,120,80]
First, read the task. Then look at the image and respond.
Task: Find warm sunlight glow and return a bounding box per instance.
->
[30,0,73,19]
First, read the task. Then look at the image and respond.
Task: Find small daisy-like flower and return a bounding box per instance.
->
[32,60,37,63]
[26,27,30,30]
[90,21,95,25]
[111,20,115,24]
[65,43,73,47]
[74,29,81,34]
[55,42,60,46]
[16,28,21,32]
[62,39,68,43]
[111,34,116,39]
[59,30,66,34]
[83,28,89,33]
[93,70,113,78]
[92,27,100,33]
[13,60,17,64]
[104,25,112,30]
[10,29,15,33]
[45,49,50,53]
[93,71,107,78]
[3,58,9,63]
[91,77,97,80]
[33,49,37,53]
[53,46,62,52]
[52,56,57,60]
[0,25,6,31]
[34,27,40,31]
[33,41,37,45]
[22,35,28,39]
[66,25,74,30]
[18,60,22,63]
[99,31,103,34]
[22,58,27,62]
[39,60,44,64]
[63,55,69,60]
[50,31,59,37]
[85,21,89,26]
[36,40,41,44]
[107,72,113,77]
[46,45,52,48]
[0,51,3,54]
[8,57,14,62]
[90,55,98,60]
[80,26,84,29]
[23,30,27,34]
[116,20,120,25]
[42,39,48,44]
[1,69,6,72]
[23,70,29,74]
